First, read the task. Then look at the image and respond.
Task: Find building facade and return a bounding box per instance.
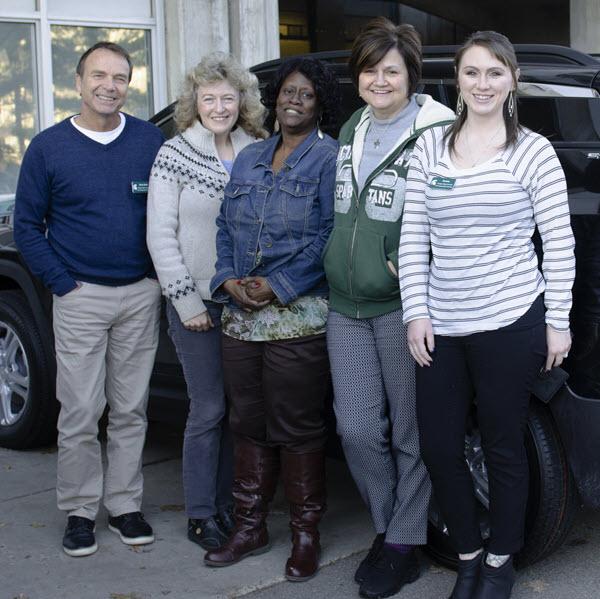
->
[1,0,599,203]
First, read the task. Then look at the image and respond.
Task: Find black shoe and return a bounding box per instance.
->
[188,516,228,550]
[62,516,98,557]
[355,533,386,583]
[473,557,515,599]
[358,546,420,599]
[449,553,483,599]
[108,511,154,546]
[217,506,235,537]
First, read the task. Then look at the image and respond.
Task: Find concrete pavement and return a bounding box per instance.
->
[2,422,600,599]
[1,424,373,599]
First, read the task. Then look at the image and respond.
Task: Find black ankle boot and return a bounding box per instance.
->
[449,553,482,599]
[472,556,515,599]
[358,546,420,598]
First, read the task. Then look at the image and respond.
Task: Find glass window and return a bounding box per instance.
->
[0,22,38,200]
[47,0,152,19]
[0,0,36,12]
[51,25,153,122]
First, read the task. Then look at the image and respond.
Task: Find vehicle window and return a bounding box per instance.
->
[158,117,176,140]
[519,98,600,142]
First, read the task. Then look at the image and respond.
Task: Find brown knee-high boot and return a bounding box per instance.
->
[281,449,327,581]
[204,436,280,567]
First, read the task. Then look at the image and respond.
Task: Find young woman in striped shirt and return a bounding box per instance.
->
[399,31,575,599]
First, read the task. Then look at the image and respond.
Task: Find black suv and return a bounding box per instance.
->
[1,44,599,569]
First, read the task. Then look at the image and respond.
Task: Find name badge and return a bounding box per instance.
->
[131,181,149,194]
[429,176,456,190]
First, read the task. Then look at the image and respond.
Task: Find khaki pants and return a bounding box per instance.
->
[52,278,161,520]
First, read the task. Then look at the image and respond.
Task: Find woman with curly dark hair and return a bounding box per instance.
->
[204,57,339,582]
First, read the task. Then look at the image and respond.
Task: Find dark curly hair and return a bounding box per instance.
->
[262,57,341,136]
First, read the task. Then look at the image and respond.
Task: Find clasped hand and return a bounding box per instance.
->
[222,276,276,311]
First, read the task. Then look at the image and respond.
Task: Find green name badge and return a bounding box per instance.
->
[131,181,149,194]
[429,176,456,190]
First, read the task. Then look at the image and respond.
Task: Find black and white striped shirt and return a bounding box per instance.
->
[399,125,574,335]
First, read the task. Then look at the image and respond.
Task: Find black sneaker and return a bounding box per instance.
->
[108,511,154,546]
[62,516,98,557]
[188,516,227,550]
[355,533,386,583]
[217,506,235,537]
[358,546,420,599]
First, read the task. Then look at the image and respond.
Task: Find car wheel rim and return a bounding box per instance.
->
[429,430,491,540]
[0,321,30,427]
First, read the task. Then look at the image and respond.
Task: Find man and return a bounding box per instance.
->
[14,42,164,557]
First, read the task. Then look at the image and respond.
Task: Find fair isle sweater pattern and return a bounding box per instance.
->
[152,135,227,196]
[147,121,257,322]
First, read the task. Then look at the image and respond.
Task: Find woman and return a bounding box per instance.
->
[147,52,266,550]
[399,32,575,599]
[204,57,339,582]
[322,17,454,599]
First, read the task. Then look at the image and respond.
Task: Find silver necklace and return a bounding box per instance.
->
[464,123,504,167]
[370,119,394,149]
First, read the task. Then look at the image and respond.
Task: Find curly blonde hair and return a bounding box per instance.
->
[174,51,268,139]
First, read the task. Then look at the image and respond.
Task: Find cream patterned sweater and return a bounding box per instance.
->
[147,120,257,322]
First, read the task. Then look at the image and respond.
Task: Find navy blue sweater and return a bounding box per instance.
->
[14,115,164,296]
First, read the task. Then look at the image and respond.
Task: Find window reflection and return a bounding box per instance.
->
[0,22,38,199]
[279,0,472,57]
[51,25,153,122]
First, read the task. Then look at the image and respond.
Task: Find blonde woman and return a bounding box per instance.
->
[147,52,266,550]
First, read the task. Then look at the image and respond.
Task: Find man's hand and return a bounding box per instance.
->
[65,281,83,295]
[183,311,213,332]
[407,318,435,367]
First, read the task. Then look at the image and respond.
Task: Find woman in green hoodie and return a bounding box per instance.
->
[323,17,454,599]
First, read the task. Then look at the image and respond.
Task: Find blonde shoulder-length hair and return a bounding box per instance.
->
[174,51,268,139]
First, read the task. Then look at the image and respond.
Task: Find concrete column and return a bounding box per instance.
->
[229,0,280,68]
[570,0,600,54]
[163,0,230,102]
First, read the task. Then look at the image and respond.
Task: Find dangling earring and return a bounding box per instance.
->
[508,91,514,118]
[317,114,324,139]
[274,118,280,133]
[456,92,464,116]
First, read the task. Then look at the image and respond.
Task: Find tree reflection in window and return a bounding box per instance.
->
[51,25,153,123]
[0,23,37,198]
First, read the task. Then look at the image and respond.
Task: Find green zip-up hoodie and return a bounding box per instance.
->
[323,94,454,318]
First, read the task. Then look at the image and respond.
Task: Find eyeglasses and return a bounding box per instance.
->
[280,87,315,102]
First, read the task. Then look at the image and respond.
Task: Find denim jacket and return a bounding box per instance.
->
[210,128,338,305]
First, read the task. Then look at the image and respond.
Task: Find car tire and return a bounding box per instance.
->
[0,290,57,449]
[426,401,579,569]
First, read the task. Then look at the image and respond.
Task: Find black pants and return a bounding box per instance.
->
[416,298,546,555]
[222,333,330,452]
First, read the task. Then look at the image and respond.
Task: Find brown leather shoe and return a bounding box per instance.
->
[203,525,270,566]
[204,436,279,568]
[282,450,327,582]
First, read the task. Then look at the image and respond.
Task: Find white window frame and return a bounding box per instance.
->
[0,0,167,131]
